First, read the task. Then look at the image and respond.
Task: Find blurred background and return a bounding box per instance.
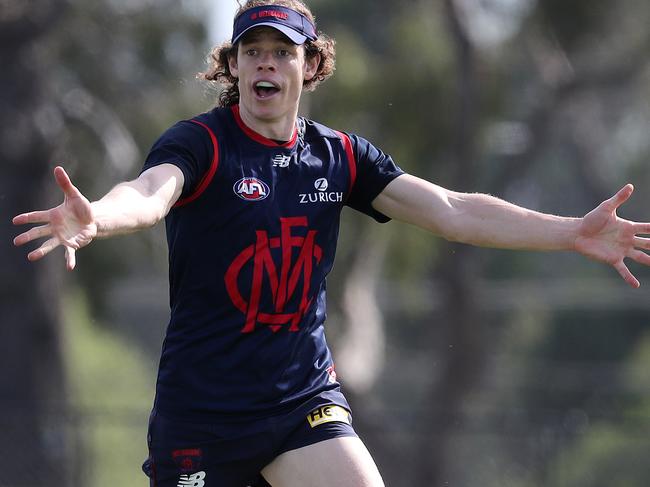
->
[2,0,650,485]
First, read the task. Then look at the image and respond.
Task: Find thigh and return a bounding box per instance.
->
[260,437,385,487]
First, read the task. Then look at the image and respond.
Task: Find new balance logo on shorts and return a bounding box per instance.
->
[177,471,206,487]
[307,405,351,428]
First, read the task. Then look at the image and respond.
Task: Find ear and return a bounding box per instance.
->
[303,51,321,81]
[228,52,239,78]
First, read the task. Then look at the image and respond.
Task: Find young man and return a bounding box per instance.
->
[12,1,650,486]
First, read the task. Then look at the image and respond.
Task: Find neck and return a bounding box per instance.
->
[237,103,298,141]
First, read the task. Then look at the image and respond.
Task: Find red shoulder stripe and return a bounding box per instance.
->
[173,120,219,208]
[334,130,356,196]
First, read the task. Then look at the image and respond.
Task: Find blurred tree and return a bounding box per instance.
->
[1,1,70,485]
[6,0,650,484]
[3,1,208,485]
[47,0,209,319]
[311,0,650,485]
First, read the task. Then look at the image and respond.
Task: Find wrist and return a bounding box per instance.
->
[569,217,583,252]
[90,200,114,238]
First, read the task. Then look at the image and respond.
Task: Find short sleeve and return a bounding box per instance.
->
[141,120,213,200]
[345,134,404,222]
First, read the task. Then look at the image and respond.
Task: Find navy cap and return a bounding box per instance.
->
[232,5,317,45]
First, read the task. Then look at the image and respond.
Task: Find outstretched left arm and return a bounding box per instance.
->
[372,174,650,288]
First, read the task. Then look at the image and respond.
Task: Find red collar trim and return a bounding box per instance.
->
[231,105,298,148]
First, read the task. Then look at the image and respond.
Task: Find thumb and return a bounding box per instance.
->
[53,166,82,199]
[604,184,634,212]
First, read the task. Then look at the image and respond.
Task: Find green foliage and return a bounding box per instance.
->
[63,289,155,487]
[549,425,650,487]
[27,0,650,485]
[47,0,209,313]
[309,1,650,485]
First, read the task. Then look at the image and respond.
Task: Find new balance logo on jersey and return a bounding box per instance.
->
[272,154,291,168]
[234,177,270,201]
[177,471,206,487]
[299,178,344,204]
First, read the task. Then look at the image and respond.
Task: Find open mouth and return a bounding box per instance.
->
[254,81,280,99]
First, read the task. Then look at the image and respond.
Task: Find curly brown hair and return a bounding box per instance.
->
[199,0,336,107]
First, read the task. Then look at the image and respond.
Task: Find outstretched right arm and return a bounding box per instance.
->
[13,164,184,270]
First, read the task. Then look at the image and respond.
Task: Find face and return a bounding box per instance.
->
[229,27,319,126]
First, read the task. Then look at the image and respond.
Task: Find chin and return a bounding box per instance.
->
[250,101,285,119]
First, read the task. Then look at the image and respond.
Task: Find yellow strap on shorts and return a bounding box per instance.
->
[306,405,351,428]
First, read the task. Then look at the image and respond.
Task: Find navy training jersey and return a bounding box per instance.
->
[142,105,404,421]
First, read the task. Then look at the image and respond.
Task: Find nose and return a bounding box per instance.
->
[257,51,276,71]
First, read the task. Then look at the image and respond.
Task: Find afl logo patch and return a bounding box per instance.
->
[234,177,270,201]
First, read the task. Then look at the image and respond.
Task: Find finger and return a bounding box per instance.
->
[27,238,60,262]
[12,210,51,226]
[604,184,634,211]
[633,236,650,250]
[632,222,650,235]
[13,224,52,246]
[54,166,83,199]
[628,249,650,267]
[614,260,640,288]
[65,246,76,271]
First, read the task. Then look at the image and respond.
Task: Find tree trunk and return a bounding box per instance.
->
[1,2,71,485]
[415,0,485,484]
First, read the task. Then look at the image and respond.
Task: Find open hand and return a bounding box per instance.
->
[13,166,97,270]
[574,184,650,288]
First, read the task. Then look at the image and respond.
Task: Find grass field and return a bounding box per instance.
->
[63,290,156,486]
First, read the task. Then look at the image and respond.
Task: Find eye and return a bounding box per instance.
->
[245,48,257,56]
[277,49,290,57]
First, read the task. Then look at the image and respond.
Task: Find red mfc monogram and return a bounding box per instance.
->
[225,217,322,334]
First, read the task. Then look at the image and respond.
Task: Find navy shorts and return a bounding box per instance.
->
[142,395,357,487]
